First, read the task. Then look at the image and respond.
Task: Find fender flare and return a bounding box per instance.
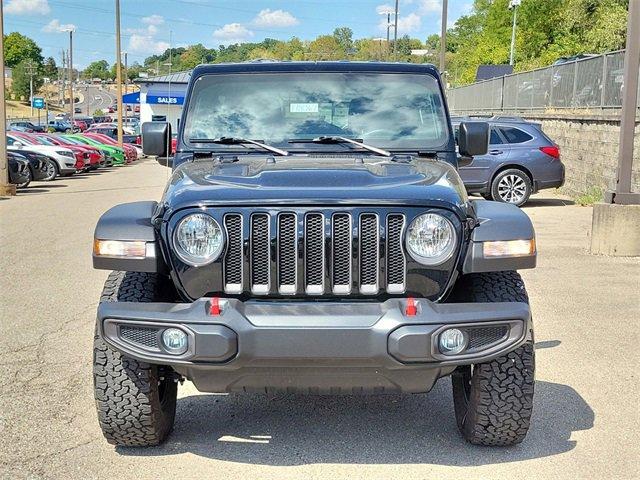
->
[93,201,165,272]
[463,200,536,273]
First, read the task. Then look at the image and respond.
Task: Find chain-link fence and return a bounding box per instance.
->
[447,50,637,113]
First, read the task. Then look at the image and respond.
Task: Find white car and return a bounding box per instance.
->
[6,133,77,178]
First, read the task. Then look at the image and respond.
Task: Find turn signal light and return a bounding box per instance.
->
[93,239,147,258]
[483,239,536,258]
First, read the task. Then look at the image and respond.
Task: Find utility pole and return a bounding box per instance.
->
[123,52,128,124]
[378,9,394,58]
[60,49,65,107]
[440,0,448,75]
[606,1,640,205]
[25,60,37,117]
[590,0,640,256]
[65,29,74,126]
[509,0,521,66]
[393,0,399,59]
[0,0,16,196]
[115,0,124,147]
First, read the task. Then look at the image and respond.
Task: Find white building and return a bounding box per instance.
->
[129,71,191,131]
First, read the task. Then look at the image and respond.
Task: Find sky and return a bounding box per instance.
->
[3,0,473,69]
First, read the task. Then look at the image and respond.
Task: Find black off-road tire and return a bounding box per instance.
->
[93,271,178,447]
[449,271,535,446]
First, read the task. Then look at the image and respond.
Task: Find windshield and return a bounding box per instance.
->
[183,72,448,151]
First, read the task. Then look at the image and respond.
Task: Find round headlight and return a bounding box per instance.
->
[406,213,456,265]
[173,213,224,266]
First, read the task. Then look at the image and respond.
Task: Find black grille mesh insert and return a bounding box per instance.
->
[386,215,406,287]
[332,214,351,289]
[220,211,410,296]
[305,214,325,289]
[278,214,297,289]
[224,215,243,288]
[251,214,270,289]
[359,214,379,289]
[466,326,509,352]
[120,325,159,349]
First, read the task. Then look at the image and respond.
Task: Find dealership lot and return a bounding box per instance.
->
[0,159,638,479]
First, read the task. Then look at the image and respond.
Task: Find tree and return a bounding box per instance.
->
[308,35,346,60]
[12,59,43,100]
[333,27,353,52]
[179,43,216,69]
[42,57,58,79]
[83,60,111,80]
[3,32,43,68]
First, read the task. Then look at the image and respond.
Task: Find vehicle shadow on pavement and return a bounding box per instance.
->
[117,378,593,466]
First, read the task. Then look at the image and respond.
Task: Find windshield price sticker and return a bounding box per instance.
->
[290,103,319,113]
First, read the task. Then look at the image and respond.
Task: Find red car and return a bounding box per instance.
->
[73,119,88,132]
[83,132,137,163]
[38,133,104,170]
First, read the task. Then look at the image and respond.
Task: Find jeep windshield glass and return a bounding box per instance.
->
[183,72,448,151]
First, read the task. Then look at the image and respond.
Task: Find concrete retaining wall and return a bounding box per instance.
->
[522,114,640,198]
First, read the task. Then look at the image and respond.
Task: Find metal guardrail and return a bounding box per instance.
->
[447,50,639,113]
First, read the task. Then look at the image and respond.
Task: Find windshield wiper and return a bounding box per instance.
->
[188,137,289,156]
[289,136,392,157]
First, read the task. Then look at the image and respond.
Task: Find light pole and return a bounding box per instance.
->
[115,0,123,147]
[509,0,521,66]
[0,0,16,196]
[440,0,448,75]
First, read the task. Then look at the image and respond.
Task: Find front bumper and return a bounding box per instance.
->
[98,298,531,394]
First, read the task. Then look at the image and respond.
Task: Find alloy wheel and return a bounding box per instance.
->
[497,174,527,204]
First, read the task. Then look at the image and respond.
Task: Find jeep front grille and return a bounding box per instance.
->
[223,211,407,296]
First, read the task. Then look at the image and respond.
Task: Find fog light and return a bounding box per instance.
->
[439,328,467,355]
[162,328,188,355]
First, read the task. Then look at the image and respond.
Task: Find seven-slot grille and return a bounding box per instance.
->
[223,211,407,296]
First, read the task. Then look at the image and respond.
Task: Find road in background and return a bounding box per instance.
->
[0,162,638,479]
[75,85,116,116]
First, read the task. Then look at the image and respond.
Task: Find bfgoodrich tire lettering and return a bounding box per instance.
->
[449,271,535,446]
[93,271,178,447]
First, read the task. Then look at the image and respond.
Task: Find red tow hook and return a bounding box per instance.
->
[209,297,221,316]
[405,297,417,316]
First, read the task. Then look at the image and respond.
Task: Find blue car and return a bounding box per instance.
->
[453,116,565,206]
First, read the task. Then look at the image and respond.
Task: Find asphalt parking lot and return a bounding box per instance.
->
[0,159,638,479]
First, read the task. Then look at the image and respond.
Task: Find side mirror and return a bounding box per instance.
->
[142,121,172,158]
[458,121,489,158]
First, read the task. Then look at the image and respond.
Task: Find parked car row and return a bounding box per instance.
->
[4,130,144,190]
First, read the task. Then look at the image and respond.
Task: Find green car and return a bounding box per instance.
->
[62,134,127,166]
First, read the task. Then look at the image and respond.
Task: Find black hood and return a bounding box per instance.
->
[161,155,469,218]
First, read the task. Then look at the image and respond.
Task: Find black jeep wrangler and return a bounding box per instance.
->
[92,62,536,447]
